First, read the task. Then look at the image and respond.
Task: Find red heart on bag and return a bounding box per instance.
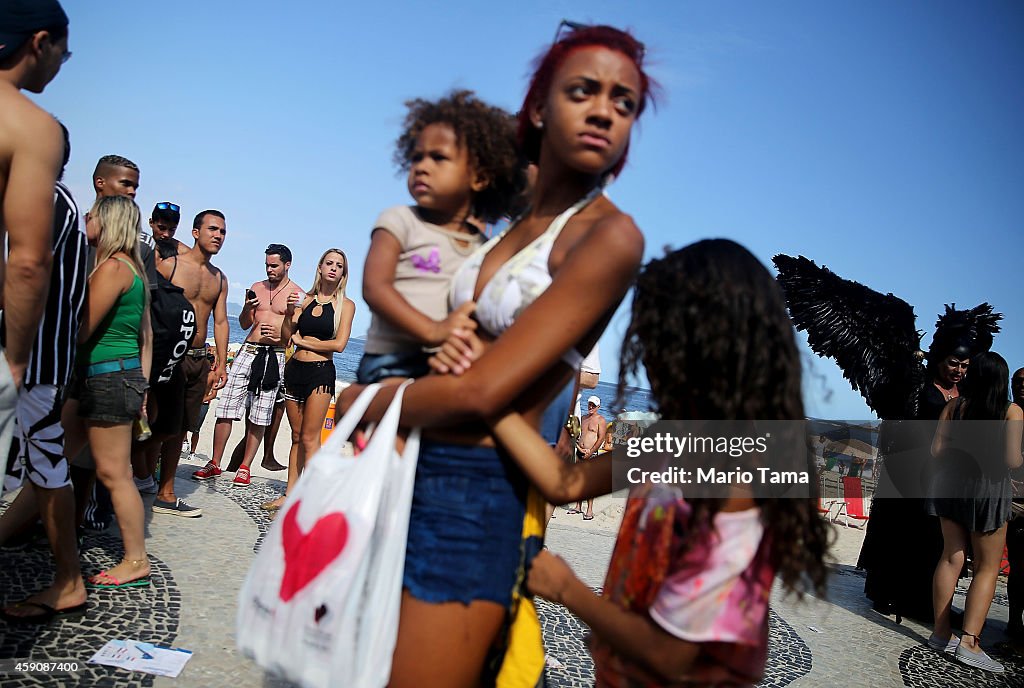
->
[279,500,349,602]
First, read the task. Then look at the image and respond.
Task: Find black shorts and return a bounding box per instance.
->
[69,367,148,424]
[283,358,335,403]
[151,353,211,436]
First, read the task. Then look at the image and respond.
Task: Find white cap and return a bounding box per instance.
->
[587,395,601,408]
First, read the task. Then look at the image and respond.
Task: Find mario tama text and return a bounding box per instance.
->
[611,421,815,498]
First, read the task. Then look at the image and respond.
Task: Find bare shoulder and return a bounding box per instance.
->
[343,297,357,312]
[580,208,644,271]
[95,256,134,286]
[1007,403,1023,420]
[0,87,61,179]
[0,85,58,138]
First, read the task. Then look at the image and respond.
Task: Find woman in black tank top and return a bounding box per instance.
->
[295,298,336,340]
[263,249,355,512]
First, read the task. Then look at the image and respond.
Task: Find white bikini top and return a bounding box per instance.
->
[449,186,604,369]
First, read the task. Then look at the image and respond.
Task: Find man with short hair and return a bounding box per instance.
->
[92,154,139,199]
[0,0,84,621]
[138,201,187,286]
[195,244,301,486]
[149,210,229,516]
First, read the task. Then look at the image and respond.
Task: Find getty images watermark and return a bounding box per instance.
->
[610,421,816,498]
[610,418,1022,500]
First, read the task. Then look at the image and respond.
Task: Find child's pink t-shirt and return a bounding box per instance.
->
[592,485,774,687]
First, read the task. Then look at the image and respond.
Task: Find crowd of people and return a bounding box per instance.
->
[1,2,1022,685]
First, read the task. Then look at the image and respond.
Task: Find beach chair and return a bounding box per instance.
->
[835,476,870,528]
[816,473,842,521]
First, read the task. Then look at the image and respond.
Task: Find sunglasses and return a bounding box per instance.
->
[61,49,72,65]
[552,19,646,60]
[155,202,180,212]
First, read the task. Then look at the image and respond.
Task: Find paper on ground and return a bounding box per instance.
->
[88,639,193,678]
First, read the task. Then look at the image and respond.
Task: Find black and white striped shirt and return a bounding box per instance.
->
[3,182,89,387]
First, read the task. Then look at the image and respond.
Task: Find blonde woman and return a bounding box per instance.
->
[263,249,354,511]
[68,195,152,588]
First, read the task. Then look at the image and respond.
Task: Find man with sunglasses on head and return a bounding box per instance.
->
[139,201,189,283]
[194,244,303,486]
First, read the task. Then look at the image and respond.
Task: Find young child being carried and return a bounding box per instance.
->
[486,240,833,686]
[357,90,525,384]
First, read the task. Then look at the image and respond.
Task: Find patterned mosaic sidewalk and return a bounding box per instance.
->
[2,456,1022,687]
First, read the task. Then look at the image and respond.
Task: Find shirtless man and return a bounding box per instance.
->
[0,1,76,619]
[574,395,606,520]
[0,1,69,477]
[194,243,301,486]
[150,210,229,516]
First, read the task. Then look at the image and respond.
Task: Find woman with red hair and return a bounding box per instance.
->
[340,23,655,687]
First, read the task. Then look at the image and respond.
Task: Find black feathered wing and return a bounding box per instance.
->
[772,254,924,419]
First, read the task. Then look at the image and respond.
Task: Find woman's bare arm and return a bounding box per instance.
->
[281,294,308,345]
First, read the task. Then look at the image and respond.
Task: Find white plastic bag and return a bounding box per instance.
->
[237,381,420,688]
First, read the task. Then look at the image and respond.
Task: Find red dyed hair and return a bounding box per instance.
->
[518,25,654,178]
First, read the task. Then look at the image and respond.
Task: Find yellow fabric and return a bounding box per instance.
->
[495,486,547,688]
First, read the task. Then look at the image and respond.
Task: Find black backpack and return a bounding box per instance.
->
[149,252,197,384]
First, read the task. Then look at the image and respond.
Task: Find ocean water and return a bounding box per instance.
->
[218,316,652,414]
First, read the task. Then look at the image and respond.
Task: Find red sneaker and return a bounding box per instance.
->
[233,465,251,487]
[192,461,222,481]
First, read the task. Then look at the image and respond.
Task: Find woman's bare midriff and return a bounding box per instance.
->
[292,349,331,364]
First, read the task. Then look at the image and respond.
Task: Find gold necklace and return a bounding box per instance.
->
[311,292,335,318]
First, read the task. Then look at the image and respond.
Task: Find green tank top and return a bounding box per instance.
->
[80,257,146,366]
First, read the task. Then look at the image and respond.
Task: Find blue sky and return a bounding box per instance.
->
[35,1,1022,419]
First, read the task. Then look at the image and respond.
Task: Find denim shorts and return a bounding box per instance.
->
[356,351,430,384]
[403,441,528,607]
[70,366,148,424]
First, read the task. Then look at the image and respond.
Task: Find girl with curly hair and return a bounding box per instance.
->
[356,90,525,384]
[490,239,832,686]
